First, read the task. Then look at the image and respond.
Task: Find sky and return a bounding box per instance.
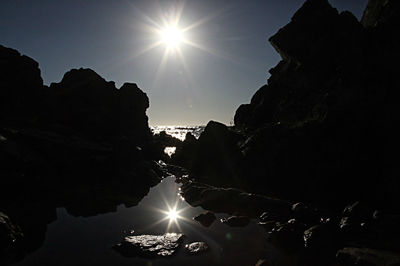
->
[0,0,368,126]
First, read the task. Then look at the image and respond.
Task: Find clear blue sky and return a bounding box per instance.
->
[0,0,368,125]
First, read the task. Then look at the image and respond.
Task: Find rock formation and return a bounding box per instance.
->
[174,0,400,210]
[0,44,163,264]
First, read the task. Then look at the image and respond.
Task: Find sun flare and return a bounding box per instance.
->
[167,209,179,221]
[161,26,183,48]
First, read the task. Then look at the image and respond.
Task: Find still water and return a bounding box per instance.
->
[15,176,273,266]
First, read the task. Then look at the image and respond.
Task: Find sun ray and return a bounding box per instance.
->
[152,47,170,88]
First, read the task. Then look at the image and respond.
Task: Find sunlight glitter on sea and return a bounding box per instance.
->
[151,126,205,157]
[151,126,205,141]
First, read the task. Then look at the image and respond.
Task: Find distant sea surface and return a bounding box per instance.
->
[151,125,205,141]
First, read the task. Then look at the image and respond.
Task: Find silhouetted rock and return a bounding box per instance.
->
[193,211,216,227]
[173,121,244,188]
[175,0,400,211]
[47,68,151,145]
[185,241,208,254]
[0,45,164,264]
[113,233,184,258]
[0,45,44,125]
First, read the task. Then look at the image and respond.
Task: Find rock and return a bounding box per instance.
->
[291,202,321,226]
[180,181,291,217]
[0,45,44,124]
[267,218,305,251]
[361,0,400,28]
[47,68,151,144]
[185,241,208,254]
[113,233,184,258]
[171,0,400,210]
[173,121,244,188]
[220,216,250,227]
[0,212,23,253]
[336,247,400,266]
[193,211,216,227]
[343,201,372,219]
[303,219,341,250]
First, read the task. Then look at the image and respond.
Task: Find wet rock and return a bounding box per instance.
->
[267,219,305,251]
[303,219,341,250]
[258,221,277,232]
[220,216,250,227]
[185,241,208,254]
[193,211,216,227]
[343,201,372,220]
[291,202,321,226]
[336,247,400,266]
[180,181,291,217]
[113,233,184,258]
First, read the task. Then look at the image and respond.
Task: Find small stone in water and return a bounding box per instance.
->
[185,242,209,254]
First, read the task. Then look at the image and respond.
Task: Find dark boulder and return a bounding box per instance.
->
[193,211,216,227]
[173,121,244,188]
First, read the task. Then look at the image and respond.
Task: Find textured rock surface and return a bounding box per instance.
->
[113,233,184,257]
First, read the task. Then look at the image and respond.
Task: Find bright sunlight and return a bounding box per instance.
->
[167,208,179,221]
[161,26,183,48]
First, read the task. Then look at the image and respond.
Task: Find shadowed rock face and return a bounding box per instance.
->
[174,0,400,209]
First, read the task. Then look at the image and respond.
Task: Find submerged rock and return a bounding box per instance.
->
[220,216,250,227]
[181,181,291,217]
[113,233,184,258]
[193,211,216,227]
[185,241,208,254]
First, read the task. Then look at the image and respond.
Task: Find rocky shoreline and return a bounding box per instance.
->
[1,0,400,265]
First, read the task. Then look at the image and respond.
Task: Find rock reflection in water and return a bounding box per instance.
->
[13,176,271,266]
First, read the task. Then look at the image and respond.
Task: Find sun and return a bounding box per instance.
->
[161,26,183,48]
[167,209,179,221]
